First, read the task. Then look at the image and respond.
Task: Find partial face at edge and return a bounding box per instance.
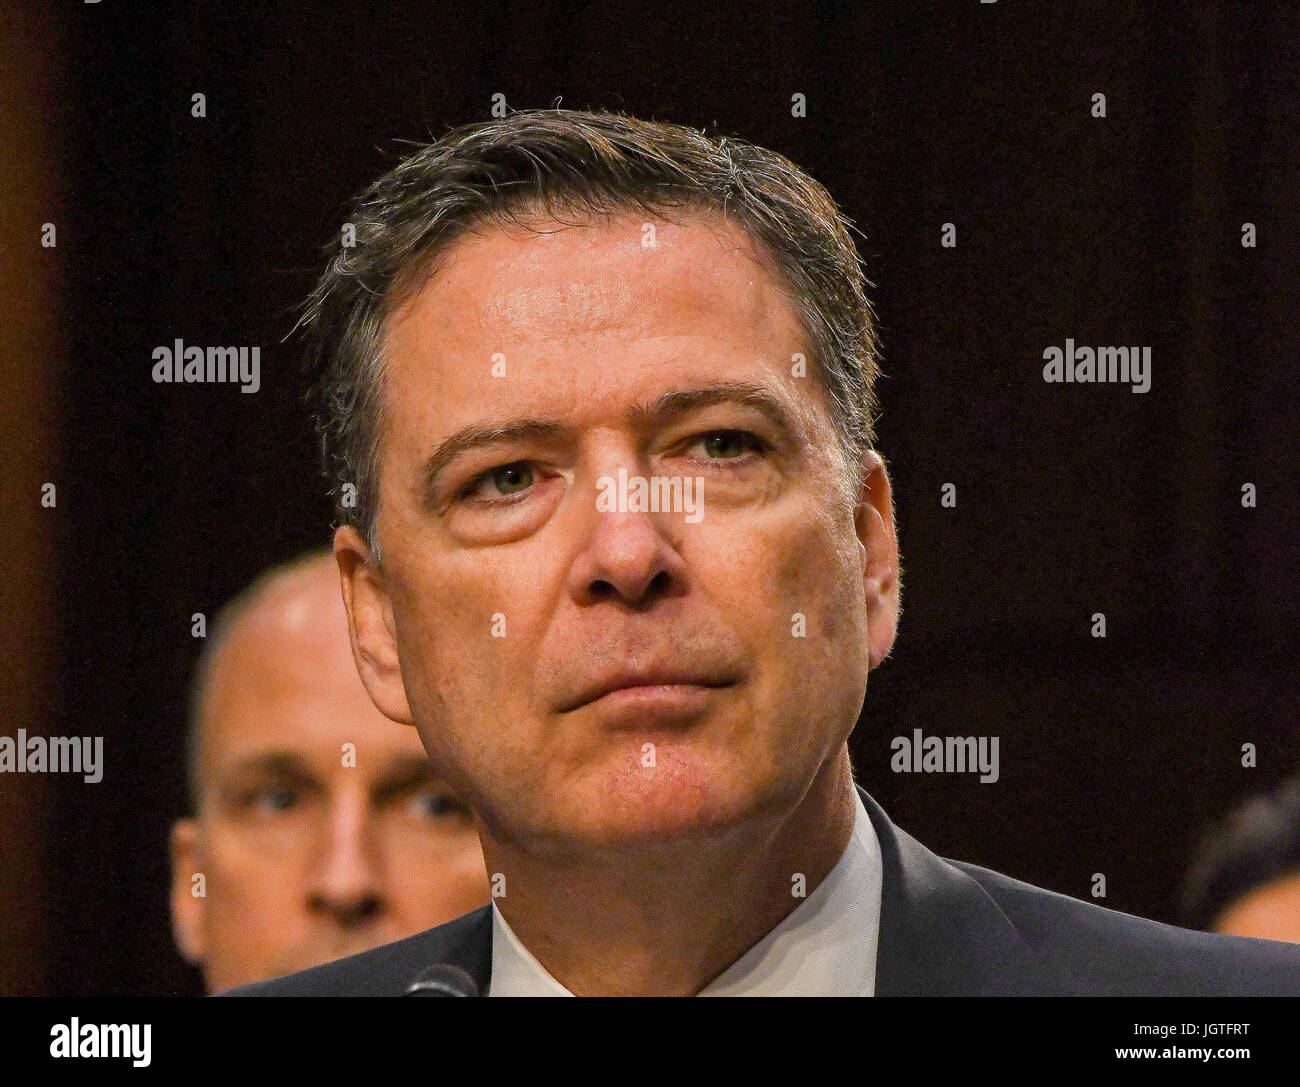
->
[1213,872,1300,944]
[340,210,900,855]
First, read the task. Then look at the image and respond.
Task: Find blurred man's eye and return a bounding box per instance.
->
[409,788,470,821]
[238,785,300,814]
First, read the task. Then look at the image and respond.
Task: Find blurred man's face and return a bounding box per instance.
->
[1213,873,1300,944]
[170,566,490,992]
[341,209,899,855]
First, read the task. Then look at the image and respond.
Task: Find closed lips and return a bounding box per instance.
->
[559,671,736,712]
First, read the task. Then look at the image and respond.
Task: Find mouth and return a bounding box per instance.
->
[559,671,738,715]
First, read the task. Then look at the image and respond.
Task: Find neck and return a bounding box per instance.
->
[485,745,857,996]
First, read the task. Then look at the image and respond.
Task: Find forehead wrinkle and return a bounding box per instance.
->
[481,278,639,339]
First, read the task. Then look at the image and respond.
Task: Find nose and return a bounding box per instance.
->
[567,469,689,609]
[306,790,385,928]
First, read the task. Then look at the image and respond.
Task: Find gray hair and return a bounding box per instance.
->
[299,108,882,560]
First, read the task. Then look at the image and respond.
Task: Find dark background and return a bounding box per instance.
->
[3,0,1296,995]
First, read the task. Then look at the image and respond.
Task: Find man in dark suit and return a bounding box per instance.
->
[231,109,1300,995]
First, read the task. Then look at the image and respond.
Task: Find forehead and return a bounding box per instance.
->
[199,585,427,779]
[380,209,813,429]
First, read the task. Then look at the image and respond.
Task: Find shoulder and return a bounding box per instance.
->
[216,906,493,997]
[951,859,1300,996]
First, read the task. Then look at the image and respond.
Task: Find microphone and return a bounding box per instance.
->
[404,964,481,997]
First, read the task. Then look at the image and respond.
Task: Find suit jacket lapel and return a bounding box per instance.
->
[416,904,492,995]
[858,787,1045,996]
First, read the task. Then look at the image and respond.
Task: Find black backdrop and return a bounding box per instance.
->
[33,1,1299,995]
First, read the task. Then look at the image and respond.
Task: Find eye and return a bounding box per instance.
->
[409,788,469,821]
[463,461,536,500]
[244,785,298,814]
[694,430,762,461]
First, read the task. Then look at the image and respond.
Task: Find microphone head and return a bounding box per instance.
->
[404,964,480,997]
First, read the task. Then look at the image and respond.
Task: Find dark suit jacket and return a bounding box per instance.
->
[224,787,1300,996]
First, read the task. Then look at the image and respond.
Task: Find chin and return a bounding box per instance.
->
[560,759,779,848]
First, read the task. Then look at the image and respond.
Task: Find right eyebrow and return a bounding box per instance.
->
[419,419,568,503]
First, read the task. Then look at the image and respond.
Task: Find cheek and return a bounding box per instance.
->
[790,495,864,634]
[207,835,293,889]
[391,553,557,733]
[708,505,866,721]
[202,836,303,942]
[713,504,862,646]
[391,566,507,710]
[390,836,489,913]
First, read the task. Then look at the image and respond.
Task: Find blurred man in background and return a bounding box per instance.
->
[170,550,490,992]
[1182,775,1300,944]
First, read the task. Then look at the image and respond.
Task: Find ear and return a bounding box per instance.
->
[334,524,414,725]
[169,819,206,966]
[854,450,901,671]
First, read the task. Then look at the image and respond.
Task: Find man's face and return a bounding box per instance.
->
[342,210,899,854]
[170,566,490,992]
